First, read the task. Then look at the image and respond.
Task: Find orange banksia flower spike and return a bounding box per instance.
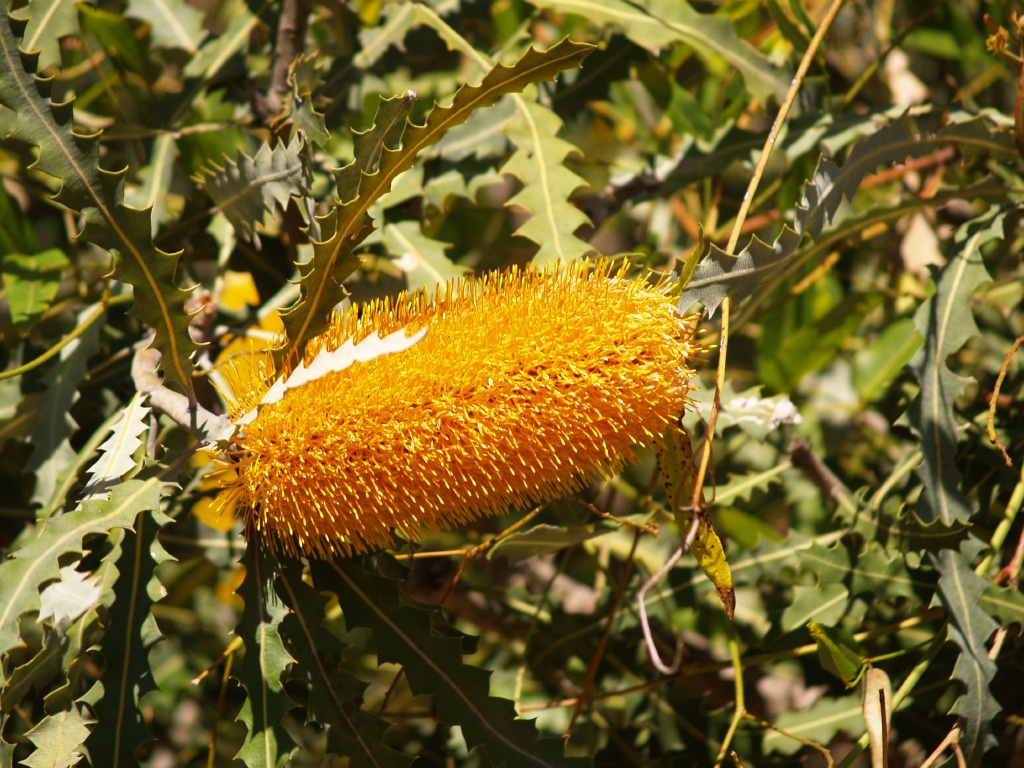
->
[224,259,701,558]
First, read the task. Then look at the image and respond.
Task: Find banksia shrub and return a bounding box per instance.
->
[226,259,701,558]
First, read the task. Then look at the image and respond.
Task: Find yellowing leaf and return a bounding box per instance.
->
[656,422,734,617]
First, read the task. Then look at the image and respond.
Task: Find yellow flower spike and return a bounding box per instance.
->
[226,259,702,559]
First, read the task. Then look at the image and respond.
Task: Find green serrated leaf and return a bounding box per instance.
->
[525,0,788,102]
[181,8,256,81]
[318,558,588,767]
[27,303,104,507]
[680,117,1014,315]
[11,0,79,70]
[353,2,417,69]
[932,542,1000,766]
[125,0,205,52]
[2,248,68,332]
[81,505,173,766]
[335,92,416,203]
[277,37,594,370]
[198,134,310,240]
[502,98,593,264]
[21,704,92,768]
[907,210,1001,526]
[0,8,197,394]
[381,220,466,292]
[0,474,173,690]
[782,584,849,632]
[82,391,150,500]
[275,558,410,768]
[764,694,863,756]
[233,543,297,768]
[979,583,1024,626]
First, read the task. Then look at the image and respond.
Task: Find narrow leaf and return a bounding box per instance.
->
[0,7,197,394]
[0,475,172,689]
[907,209,1001,525]
[276,558,410,768]
[277,37,594,370]
[525,0,788,101]
[125,0,205,52]
[932,543,1000,766]
[27,303,104,506]
[21,705,92,768]
[11,0,79,70]
[82,391,150,500]
[381,220,466,292]
[318,558,588,767]
[808,622,866,688]
[680,117,1014,315]
[1,248,68,332]
[334,92,416,203]
[502,98,593,264]
[198,134,310,240]
[233,542,297,768]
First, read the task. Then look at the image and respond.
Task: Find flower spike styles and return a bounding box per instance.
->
[227,260,702,558]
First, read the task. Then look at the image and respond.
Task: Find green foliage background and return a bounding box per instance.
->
[1,0,1023,765]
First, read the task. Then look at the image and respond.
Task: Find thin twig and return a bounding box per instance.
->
[692,0,850,508]
[254,0,311,122]
[636,511,702,675]
[987,334,1023,467]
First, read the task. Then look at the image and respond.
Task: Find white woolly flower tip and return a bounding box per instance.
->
[234,326,427,427]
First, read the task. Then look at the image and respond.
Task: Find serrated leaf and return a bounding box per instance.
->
[21,705,92,768]
[353,2,417,69]
[979,583,1024,626]
[82,391,150,500]
[198,134,310,240]
[38,563,103,628]
[27,303,104,506]
[502,98,593,264]
[382,220,466,292]
[782,583,849,632]
[525,0,788,102]
[680,117,1014,315]
[181,8,256,80]
[125,0,204,52]
[275,558,410,768]
[335,93,416,203]
[655,424,734,618]
[763,694,863,756]
[277,37,594,370]
[2,248,68,332]
[11,0,79,70]
[0,475,171,690]
[233,543,297,768]
[907,210,1001,526]
[318,558,588,767]
[82,506,173,766]
[0,9,197,394]
[932,543,1000,766]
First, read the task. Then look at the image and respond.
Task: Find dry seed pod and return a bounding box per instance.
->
[225,259,701,558]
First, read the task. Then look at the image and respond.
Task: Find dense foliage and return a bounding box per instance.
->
[1,0,1022,766]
